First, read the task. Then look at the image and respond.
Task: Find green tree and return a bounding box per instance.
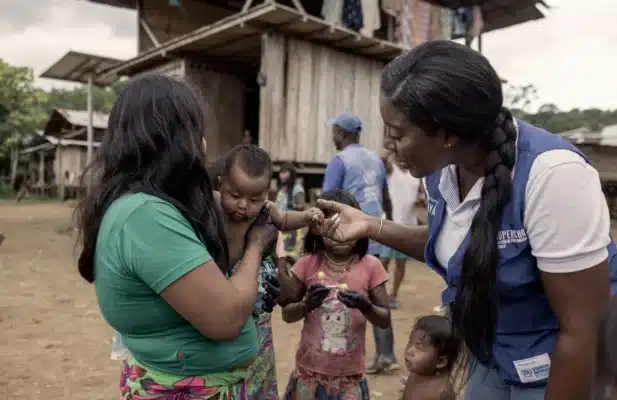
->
[0,60,48,152]
[504,83,538,115]
[0,60,48,179]
[44,80,125,115]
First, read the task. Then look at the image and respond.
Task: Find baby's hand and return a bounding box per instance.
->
[304,207,324,225]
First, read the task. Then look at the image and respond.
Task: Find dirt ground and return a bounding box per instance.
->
[0,201,445,400]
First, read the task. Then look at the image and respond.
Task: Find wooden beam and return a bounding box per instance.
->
[140,18,162,47]
[242,0,255,12]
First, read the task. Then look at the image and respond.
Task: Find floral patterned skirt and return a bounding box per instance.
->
[120,357,248,400]
[246,313,279,399]
[284,366,370,400]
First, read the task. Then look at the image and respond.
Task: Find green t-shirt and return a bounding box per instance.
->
[94,193,258,375]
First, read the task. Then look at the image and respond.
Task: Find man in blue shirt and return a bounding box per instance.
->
[322,112,396,373]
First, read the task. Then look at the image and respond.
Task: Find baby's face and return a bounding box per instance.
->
[405,329,439,375]
[219,165,269,221]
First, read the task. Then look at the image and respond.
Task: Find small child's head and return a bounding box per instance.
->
[278,163,297,185]
[218,144,273,221]
[405,315,460,376]
[303,190,369,258]
[594,295,617,400]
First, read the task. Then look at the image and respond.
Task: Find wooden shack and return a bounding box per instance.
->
[91,0,543,174]
[18,109,107,199]
[562,124,617,218]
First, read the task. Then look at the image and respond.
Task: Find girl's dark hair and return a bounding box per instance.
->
[412,315,461,371]
[280,162,297,209]
[594,295,617,400]
[75,74,229,282]
[381,40,516,362]
[221,144,273,181]
[303,190,369,257]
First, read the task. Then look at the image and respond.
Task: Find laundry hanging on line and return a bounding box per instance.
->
[342,0,364,31]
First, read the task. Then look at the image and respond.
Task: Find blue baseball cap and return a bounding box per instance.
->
[327,112,362,134]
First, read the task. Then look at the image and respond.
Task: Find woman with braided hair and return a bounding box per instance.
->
[312,40,617,400]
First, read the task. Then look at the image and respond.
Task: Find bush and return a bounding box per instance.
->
[0,182,12,199]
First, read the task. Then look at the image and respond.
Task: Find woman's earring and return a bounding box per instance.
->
[445,143,453,149]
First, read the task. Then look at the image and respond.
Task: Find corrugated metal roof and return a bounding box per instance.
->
[559,124,617,147]
[40,51,124,86]
[20,130,102,154]
[422,0,545,34]
[55,108,109,130]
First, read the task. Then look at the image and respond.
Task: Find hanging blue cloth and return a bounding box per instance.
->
[169,0,181,6]
[342,0,364,31]
[452,7,472,37]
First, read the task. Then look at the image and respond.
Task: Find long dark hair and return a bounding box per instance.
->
[75,74,229,282]
[280,162,297,209]
[304,190,369,258]
[381,41,517,363]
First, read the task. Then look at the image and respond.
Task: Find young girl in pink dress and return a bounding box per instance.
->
[282,190,392,399]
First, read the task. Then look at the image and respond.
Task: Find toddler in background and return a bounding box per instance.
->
[402,315,460,400]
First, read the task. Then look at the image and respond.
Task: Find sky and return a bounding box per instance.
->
[0,0,616,111]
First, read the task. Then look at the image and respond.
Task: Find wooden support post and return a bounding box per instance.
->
[478,32,483,53]
[86,74,94,195]
[290,0,307,14]
[38,152,45,186]
[243,0,306,14]
[242,0,254,12]
[9,145,18,188]
[56,142,65,201]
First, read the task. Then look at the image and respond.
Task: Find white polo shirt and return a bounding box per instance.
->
[428,141,611,273]
[388,164,421,226]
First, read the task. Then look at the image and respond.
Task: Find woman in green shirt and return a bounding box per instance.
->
[75,74,278,399]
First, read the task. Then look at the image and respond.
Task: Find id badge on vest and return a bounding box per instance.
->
[513,353,551,383]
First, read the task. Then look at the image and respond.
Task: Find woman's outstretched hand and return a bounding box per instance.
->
[314,199,371,243]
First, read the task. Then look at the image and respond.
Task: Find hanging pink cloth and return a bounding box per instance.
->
[469,5,484,38]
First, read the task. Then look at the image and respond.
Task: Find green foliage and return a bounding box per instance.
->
[0,60,48,155]
[43,80,125,116]
[522,107,617,134]
[505,84,617,134]
[504,83,538,113]
[0,59,126,173]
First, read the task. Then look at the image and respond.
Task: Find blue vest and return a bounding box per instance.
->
[338,144,386,254]
[424,120,617,386]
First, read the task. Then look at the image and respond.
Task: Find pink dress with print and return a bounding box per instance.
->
[284,254,389,399]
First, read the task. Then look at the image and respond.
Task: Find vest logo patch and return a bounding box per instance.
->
[497,229,528,249]
[513,353,551,383]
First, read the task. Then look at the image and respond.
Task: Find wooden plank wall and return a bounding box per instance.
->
[184,61,245,159]
[259,33,288,160]
[260,36,385,164]
[54,146,86,183]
